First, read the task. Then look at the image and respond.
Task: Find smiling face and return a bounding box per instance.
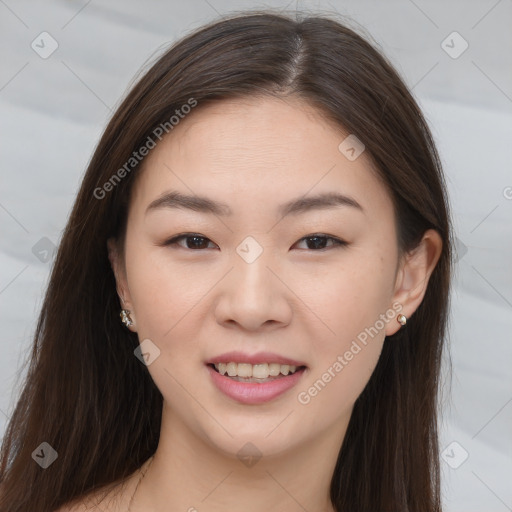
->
[108,95,423,460]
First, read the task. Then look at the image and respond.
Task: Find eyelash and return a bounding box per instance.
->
[162,233,348,252]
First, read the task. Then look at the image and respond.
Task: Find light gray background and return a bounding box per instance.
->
[1,1,511,510]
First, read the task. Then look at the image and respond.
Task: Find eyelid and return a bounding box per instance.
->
[293,234,348,251]
[162,232,348,251]
[163,233,218,250]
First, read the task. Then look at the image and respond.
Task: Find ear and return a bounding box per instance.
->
[107,237,137,331]
[385,229,443,336]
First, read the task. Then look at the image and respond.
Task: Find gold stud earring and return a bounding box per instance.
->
[120,309,134,328]
[397,314,407,326]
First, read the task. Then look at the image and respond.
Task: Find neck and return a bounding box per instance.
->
[131,402,346,512]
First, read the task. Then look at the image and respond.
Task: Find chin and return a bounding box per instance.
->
[196,414,308,461]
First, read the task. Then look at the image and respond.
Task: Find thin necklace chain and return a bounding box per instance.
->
[127,455,155,512]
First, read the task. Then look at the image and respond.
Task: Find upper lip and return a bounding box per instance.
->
[206,351,307,367]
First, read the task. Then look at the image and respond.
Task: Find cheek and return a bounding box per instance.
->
[124,250,210,404]
[310,250,396,343]
[298,252,395,410]
[126,244,208,336]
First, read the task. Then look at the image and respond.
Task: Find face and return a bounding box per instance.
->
[110,95,411,459]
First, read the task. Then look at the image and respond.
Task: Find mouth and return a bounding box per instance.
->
[205,360,308,405]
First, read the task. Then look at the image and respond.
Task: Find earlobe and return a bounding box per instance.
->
[385,229,443,336]
[107,237,138,332]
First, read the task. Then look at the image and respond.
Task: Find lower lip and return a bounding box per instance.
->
[206,365,306,405]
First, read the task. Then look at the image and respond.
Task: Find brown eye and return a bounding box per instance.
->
[294,234,347,251]
[163,233,347,251]
[164,234,217,250]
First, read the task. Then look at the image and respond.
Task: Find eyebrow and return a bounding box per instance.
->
[145,190,364,217]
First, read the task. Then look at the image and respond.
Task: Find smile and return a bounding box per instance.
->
[206,363,307,404]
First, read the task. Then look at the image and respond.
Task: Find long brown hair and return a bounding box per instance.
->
[0,10,452,512]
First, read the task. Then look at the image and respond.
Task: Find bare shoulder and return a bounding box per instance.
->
[54,499,94,512]
[53,459,151,512]
[53,481,130,512]
[54,494,111,512]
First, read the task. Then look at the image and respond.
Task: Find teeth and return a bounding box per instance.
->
[252,364,268,378]
[269,363,281,376]
[226,362,237,377]
[213,362,301,378]
[237,363,252,377]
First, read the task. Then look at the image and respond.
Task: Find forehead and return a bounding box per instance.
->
[165,95,351,168]
[129,95,394,222]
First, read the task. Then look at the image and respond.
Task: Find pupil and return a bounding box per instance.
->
[307,236,326,250]
[187,236,207,249]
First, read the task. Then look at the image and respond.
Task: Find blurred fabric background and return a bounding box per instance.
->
[1,1,511,510]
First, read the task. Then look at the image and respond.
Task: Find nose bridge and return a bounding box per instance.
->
[232,234,274,298]
[215,234,291,329]
[235,234,268,267]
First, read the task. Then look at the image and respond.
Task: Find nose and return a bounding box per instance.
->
[214,249,293,332]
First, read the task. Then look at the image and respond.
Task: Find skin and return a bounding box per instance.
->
[97,95,442,512]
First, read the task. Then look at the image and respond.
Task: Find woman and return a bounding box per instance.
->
[0,10,452,512]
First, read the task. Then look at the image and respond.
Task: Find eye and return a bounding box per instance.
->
[163,233,218,250]
[162,233,347,251]
[293,234,347,251]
